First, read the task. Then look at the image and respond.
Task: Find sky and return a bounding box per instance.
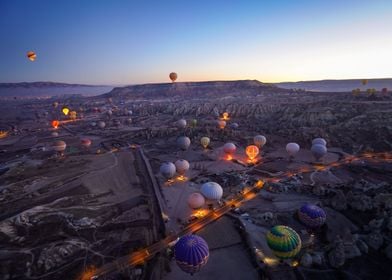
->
[0,0,391,85]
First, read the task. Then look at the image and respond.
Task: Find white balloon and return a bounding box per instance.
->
[175,159,190,175]
[254,135,267,147]
[160,162,176,179]
[286,142,300,156]
[223,143,236,154]
[201,182,223,200]
[187,193,205,209]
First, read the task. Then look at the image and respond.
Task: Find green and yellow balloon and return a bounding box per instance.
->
[266,225,301,259]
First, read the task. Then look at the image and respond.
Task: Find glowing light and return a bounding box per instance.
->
[79,265,98,280]
[0,131,8,139]
[176,175,188,182]
[255,180,264,189]
[51,120,59,129]
[192,209,209,218]
[225,154,233,161]
[246,145,259,161]
[69,110,77,120]
[217,120,226,129]
[291,260,299,267]
[221,112,230,121]
[62,107,70,116]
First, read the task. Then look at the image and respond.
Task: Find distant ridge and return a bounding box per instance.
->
[103,79,282,99]
[275,78,392,92]
[0,81,108,88]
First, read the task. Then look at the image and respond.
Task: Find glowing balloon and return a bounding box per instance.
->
[174,235,209,275]
[51,120,60,129]
[169,72,178,82]
[253,135,267,148]
[298,204,326,228]
[187,193,205,209]
[62,107,70,116]
[200,137,210,149]
[222,112,229,120]
[266,225,302,259]
[175,159,190,175]
[27,51,36,61]
[246,145,259,160]
[217,120,226,129]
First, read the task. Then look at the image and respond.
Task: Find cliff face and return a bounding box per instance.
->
[103,80,282,99]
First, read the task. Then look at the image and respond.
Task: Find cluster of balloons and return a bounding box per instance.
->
[160,159,190,180]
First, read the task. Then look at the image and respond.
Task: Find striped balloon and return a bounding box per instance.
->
[298,204,326,228]
[174,235,209,274]
[266,225,302,259]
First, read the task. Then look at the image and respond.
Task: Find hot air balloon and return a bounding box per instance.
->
[201,182,223,200]
[311,144,327,161]
[51,120,60,129]
[312,138,327,146]
[217,120,226,129]
[174,235,209,275]
[254,135,267,148]
[107,110,113,117]
[361,79,368,86]
[27,51,36,61]
[169,72,178,82]
[177,136,191,150]
[298,204,326,228]
[53,102,59,108]
[223,142,236,155]
[175,159,190,175]
[69,111,77,120]
[222,112,229,120]
[62,107,70,116]
[246,145,259,161]
[266,225,302,259]
[81,138,92,148]
[91,122,97,127]
[51,131,59,137]
[52,140,67,152]
[160,162,176,180]
[286,143,300,158]
[230,122,239,129]
[177,119,187,129]
[190,119,197,128]
[126,118,133,125]
[200,137,210,149]
[187,193,205,209]
[97,121,106,129]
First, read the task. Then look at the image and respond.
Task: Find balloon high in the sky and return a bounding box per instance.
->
[266,225,302,259]
[169,72,178,82]
[177,136,191,150]
[200,137,210,149]
[253,135,267,148]
[174,235,209,275]
[187,193,205,209]
[246,145,259,160]
[298,204,326,228]
[175,159,190,176]
[160,162,176,179]
[201,182,223,200]
[27,51,36,61]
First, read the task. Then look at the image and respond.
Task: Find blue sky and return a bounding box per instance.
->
[0,0,391,85]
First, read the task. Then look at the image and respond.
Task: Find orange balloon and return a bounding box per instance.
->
[27,51,37,61]
[169,72,178,82]
[51,120,60,129]
[246,145,259,160]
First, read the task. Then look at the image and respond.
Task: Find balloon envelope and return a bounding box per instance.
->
[169,72,178,82]
[246,145,259,160]
[223,143,236,155]
[62,107,70,116]
[160,162,176,179]
[177,136,191,150]
[187,193,205,209]
[27,51,36,61]
[201,182,223,200]
[98,121,106,129]
[298,204,326,228]
[312,138,327,146]
[200,137,210,149]
[254,135,267,148]
[51,120,60,129]
[311,144,327,160]
[81,138,92,148]
[174,235,209,274]
[175,159,190,175]
[52,140,66,152]
[266,225,302,259]
[286,143,300,156]
[177,119,187,129]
